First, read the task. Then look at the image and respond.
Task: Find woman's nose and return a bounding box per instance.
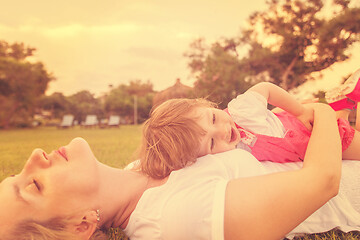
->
[23,148,51,171]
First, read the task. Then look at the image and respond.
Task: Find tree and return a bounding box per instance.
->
[127,79,154,124]
[185,0,360,106]
[0,41,54,128]
[104,85,133,117]
[185,39,252,108]
[67,90,104,123]
[240,0,360,90]
[104,80,154,124]
[38,92,71,119]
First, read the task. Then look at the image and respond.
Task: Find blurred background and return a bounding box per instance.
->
[1,0,360,129]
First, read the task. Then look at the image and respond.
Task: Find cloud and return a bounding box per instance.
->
[3,0,355,99]
[42,23,142,38]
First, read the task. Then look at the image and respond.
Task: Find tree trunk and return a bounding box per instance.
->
[0,98,19,129]
[281,57,297,90]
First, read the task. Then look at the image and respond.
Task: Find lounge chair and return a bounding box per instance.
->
[83,115,98,127]
[59,115,74,128]
[108,115,121,127]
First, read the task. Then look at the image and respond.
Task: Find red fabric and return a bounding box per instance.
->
[225,109,355,163]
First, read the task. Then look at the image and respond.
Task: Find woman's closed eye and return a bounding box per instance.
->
[26,179,41,192]
[212,113,216,124]
[32,179,41,191]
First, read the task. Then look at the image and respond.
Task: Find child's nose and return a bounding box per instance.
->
[215,129,227,140]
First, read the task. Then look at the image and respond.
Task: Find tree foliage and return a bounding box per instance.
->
[0,40,54,128]
[242,0,360,89]
[104,80,154,123]
[185,0,360,107]
[36,80,154,126]
[185,39,252,108]
[67,90,104,123]
[38,92,70,119]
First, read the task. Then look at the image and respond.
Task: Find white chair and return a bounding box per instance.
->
[83,115,98,127]
[108,115,120,127]
[59,115,74,128]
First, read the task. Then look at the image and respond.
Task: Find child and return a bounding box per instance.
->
[139,68,360,179]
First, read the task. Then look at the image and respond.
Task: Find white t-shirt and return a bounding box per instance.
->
[124,150,266,240]
[263,160,360,238]
[123,150,360,240]
[227,91,285,137]
[228,91,287,151]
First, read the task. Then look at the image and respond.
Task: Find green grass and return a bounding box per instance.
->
[0,126,139,240]
[0,125,142,181]
[290,230,360,240]
[0,126,359,240]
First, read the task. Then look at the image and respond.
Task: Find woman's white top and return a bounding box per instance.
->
[124,150,261,240]
[123,150,360,240]
[263,160,360,238]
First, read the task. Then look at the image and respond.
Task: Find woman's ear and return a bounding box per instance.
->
[70,210,99,240]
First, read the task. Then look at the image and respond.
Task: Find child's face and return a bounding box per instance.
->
[195,107,240,157]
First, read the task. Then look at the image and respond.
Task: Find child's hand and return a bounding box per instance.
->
[296,106,314,131]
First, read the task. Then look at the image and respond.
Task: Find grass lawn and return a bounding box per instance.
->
[0,125,142,181]
[0,126,359,240]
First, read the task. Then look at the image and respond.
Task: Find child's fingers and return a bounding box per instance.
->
[306,122,313,131]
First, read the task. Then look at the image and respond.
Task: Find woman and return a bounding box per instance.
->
[0,103,358,240]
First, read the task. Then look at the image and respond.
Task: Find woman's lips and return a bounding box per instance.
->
[56,147,68,161]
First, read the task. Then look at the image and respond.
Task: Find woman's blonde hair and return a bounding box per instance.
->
[4,218,107,240]
[138,98,216,179]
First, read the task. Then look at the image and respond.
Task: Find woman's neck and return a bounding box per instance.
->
[95,163,167,229]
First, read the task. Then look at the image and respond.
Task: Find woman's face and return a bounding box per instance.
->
[0,137,100,233]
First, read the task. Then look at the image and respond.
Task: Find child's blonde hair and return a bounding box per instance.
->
[139,98,216,179]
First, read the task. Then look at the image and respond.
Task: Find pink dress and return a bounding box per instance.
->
[226,91,355,163]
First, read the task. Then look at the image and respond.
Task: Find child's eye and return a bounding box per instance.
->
[211,138,214,150]
[212,113,216,124]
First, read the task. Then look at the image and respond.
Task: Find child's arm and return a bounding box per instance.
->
[247,82,314,130]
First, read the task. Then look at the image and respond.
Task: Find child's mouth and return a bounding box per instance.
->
[230,127,238,143]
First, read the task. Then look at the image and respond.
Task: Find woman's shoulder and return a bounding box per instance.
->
[125,150,266,181]
[193,149,266,179]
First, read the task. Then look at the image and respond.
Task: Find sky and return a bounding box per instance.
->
[1,0,359,98]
